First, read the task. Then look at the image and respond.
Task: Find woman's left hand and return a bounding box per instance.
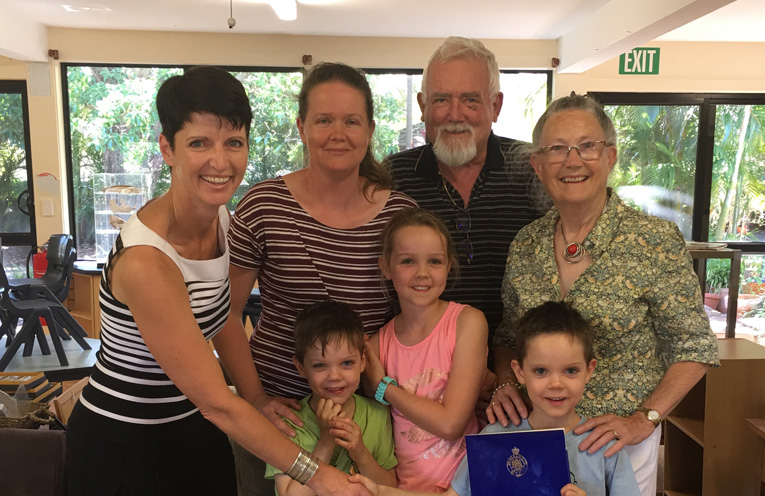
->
[574,413,655,457]
[253,393,303,438]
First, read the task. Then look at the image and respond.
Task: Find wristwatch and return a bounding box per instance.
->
[637,407,662,427]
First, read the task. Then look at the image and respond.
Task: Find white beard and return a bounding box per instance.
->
[432,123,477,167]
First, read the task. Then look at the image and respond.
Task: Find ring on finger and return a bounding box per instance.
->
[612,430,619,440]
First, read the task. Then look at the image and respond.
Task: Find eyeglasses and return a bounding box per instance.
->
[537,140,608,164]
[570,471,578,486]
[455,211,473,265]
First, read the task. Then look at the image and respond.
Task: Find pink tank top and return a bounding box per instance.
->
[378,301,480,492]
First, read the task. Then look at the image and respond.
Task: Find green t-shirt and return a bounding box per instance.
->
[265,394,397,480]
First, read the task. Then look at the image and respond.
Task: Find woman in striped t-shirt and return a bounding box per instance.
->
[225,63,416,495]
[65,66,370,496]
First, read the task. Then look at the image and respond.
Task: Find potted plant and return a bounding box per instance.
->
[704,258,729,310]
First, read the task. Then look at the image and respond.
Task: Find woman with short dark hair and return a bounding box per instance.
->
[66,66,370,496]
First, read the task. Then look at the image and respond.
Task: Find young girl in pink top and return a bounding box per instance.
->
[364,208,488,493]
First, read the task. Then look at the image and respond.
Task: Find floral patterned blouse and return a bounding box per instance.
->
[494,190,720,417]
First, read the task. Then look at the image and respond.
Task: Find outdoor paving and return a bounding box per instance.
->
[705,305,765,345]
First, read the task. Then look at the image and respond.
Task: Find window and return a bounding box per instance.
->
[604,103,699,239]
[64,65,551,261]
[0,81,36,278]
[709,104,765,243]
[593,92,765,341]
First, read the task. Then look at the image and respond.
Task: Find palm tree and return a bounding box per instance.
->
[711,105,765,241]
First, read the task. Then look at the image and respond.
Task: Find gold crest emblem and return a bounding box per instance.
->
[506,446,528,477]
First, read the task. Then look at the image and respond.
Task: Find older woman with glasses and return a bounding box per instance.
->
[488,93,719,496]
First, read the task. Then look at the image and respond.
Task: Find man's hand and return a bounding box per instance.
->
[253,393,303,438]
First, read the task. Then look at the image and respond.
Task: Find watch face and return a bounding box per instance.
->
[647,410,660,422]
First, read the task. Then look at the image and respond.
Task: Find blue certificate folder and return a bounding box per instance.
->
[465,428,570,495]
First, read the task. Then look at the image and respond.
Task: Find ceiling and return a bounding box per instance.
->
[7,0,765,40]
[3,0,765,71]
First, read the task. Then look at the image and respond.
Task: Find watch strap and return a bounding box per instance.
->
[375,376,397,406]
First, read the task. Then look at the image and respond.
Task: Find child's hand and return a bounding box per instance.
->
[330,415,367,461]
[348,474,381,496]
[316,397,343,438]
[561,483,586,496]
[362,337,386,390]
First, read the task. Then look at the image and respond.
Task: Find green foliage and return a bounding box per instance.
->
[709,105,765,241]
[705,258,730,294]
[605,105,699,238]
[229,70,304,210]
[0,91,29,238]
[607,105,698,193]
[67,66,182,252]
[0,93,25,148]
[0,143,28,233]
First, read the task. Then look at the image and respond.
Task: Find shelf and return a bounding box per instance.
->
[663,339,765,495]
[69,309,92,321]
[666,416,704,446]
[67,272,101,339]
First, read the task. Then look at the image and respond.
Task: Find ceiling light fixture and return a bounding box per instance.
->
[269,0,297,21]
[227,0,237,29]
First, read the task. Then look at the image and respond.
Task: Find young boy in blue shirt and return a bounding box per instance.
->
[351,301,639,496]
[266,300,397,496]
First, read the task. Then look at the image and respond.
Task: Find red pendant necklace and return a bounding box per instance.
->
[559,221,586,264]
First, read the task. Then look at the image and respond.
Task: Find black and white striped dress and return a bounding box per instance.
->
[78,206,231,424]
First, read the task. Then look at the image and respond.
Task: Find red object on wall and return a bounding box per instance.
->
[32,250,49,326]
[32,251,48,278]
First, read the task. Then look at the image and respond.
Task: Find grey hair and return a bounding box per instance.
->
[506,142,554,215]
[529,93,617,152]
[421,36,500,99]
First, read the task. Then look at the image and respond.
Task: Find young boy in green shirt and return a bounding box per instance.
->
[266,300,397,495]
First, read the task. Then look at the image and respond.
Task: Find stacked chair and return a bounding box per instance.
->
[0,235,91,371]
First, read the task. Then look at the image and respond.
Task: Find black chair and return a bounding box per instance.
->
[9,234,76,303]
[0,248,91,371]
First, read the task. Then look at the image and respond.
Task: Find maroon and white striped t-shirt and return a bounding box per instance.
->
[228,178,417,399]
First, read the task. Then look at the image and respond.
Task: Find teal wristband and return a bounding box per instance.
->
[375,376,397,406]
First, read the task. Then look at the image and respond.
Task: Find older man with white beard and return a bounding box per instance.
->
[386,37,546,360]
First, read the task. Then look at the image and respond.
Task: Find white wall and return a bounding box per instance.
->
[556,41,765,95]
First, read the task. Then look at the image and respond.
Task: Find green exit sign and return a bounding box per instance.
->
[619,47,661,75]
